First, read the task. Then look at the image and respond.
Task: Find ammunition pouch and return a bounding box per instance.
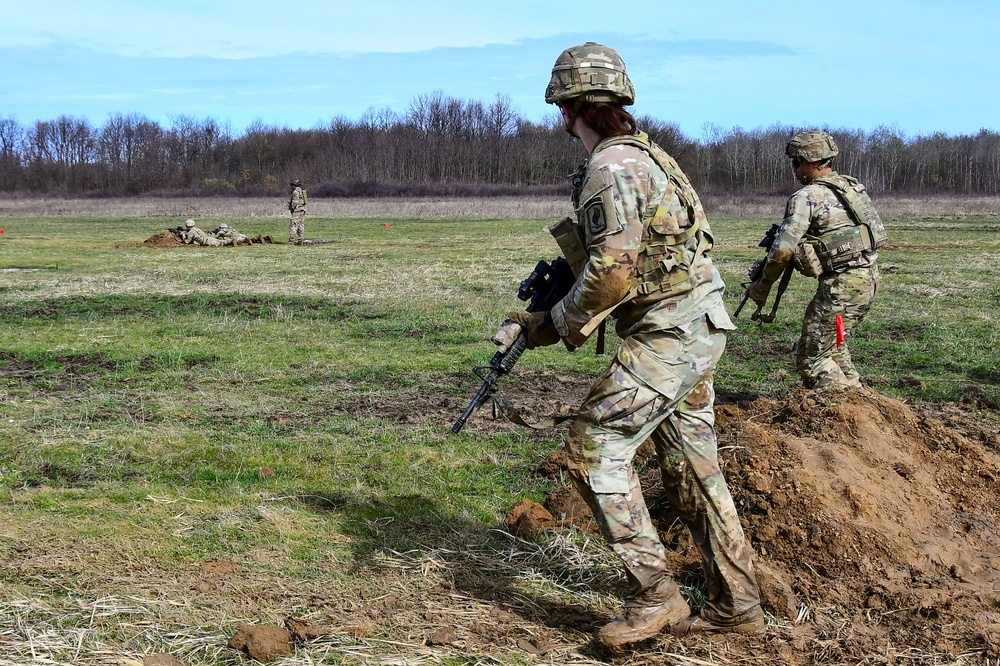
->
[548,216,588,276]
[634,218,712,297]
[801,224,873,273]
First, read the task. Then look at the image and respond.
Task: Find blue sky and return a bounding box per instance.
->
[2,0,997,139]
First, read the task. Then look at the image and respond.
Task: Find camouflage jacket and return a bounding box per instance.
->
[550,133,733,349]
[763,171,878,285]
[289,187,306,213]
[183,226,219,245]
[213,227,247,243]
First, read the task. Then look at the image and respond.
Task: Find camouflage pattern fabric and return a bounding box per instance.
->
[213,226,249,245]
[289,211,305,244]
[545,42,635,106]
[796,265,879,388]
[550,135,731,346]
[785,129,839,162]
[762,171,881,388]
[289,186,306,244]
[554,134,761,619]
[565,318,760,617]
[183,225,226,247]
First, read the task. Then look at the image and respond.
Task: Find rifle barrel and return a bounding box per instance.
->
[452,378,493,433]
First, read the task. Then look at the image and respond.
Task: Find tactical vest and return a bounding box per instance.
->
[575,132,714,300]
[806,175,888,272]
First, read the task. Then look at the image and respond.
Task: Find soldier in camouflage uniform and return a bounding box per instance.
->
[181,219,228,247]
[288,179,307,245]
[748,130,885,389]
[212,222,250,246]
[505,42,762,650]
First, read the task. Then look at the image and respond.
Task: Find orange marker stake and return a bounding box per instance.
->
[835,315,845,348]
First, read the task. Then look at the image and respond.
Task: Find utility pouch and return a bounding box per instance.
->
[548,216,589,276]
[794,237,825,277]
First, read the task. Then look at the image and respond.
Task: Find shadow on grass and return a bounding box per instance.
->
[296,489,610,648]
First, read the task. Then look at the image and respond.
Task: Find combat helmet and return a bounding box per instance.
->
[185,219,195,227]
[290,179,302,187]
[786,130,839,163]
[545,42,635,106]
[219,223,229,229]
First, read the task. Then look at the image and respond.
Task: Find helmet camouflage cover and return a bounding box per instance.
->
[545,42,635,106]
[185,219,195,227]
[290,179,302,186]
[786,130,839,162]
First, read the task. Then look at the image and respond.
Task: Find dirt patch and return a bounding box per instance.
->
[522,388,1000,662]
[326,369,595,436]
[227,624,293,662]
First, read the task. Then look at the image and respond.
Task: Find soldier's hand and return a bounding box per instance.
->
[747,280,771,306]
[504,310,560,350]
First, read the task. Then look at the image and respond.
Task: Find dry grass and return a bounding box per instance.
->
[3,194,1000,221]
[703,193,1000,220]
[0,196,573,221]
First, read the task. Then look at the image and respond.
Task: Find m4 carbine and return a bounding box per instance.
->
[734,223,794,323]
[452,257,576,434]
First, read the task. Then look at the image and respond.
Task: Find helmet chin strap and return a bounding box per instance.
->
[562,99,585,137]
[798,160,830,184]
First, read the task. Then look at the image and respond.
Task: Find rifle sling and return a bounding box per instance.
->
[493,393,577,430]
[764,263,795,321]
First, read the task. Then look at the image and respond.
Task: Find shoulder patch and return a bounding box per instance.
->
[586,202,607,235]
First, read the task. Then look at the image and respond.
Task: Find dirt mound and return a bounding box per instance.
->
[715,389,1000,657]
[143,231,184,247]
[525,388,1000,661]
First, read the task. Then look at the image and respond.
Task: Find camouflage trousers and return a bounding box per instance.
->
[564,315,760,618]
[796,265,880,389]
[289,211,305,244]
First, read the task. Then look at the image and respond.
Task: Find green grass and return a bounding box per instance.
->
[0,212,998,664]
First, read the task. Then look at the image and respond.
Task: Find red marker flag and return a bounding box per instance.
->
[385,223,391,228]
[835,315,845,348]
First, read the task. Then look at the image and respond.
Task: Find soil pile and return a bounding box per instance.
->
[530,388,1000,662]
[143,231,184,247]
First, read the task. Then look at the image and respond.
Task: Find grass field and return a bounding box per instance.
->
[0,204,998,665]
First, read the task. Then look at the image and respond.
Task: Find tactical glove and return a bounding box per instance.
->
[747,280,771,306]
[504,310,560,350]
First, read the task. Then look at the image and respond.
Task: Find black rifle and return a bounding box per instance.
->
[733,223,793,323]
[452,257,576,434]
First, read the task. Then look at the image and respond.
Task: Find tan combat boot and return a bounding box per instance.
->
[671,606,765,636]
[597,579,691,650]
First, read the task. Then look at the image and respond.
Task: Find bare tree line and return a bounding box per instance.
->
[2,92,998,197]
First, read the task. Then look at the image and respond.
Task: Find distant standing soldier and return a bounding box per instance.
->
[182,219,227,247]
[503,42,762,650]
[747,130,886,389]
[288,179,307,245]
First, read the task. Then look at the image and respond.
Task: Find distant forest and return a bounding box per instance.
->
[2,92,999,197]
